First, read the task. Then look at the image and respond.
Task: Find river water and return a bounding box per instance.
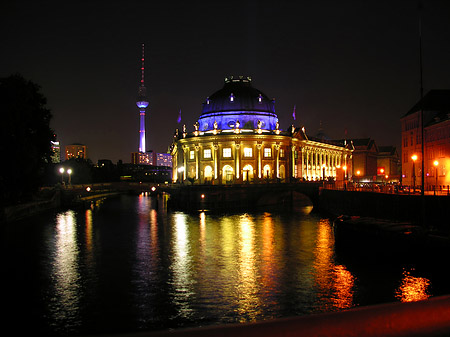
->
[3,193,449,336]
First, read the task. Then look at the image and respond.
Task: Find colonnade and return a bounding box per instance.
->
[175,140,287,184]
[172,138,351,184]
[297,146,348,181]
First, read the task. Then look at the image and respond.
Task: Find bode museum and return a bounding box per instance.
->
[170,76,353,185]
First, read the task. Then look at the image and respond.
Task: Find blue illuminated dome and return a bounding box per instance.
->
[198,76,278,131]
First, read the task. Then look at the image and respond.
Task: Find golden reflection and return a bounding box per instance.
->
[85,209,93,253]
[52,210,81,321]
[150,209,158,255]
[237,214,260,321]
[199,212,206,252]
[395,268,431,302]
[261,213,277,295]
[313,218,355,310]
[171,213,194,318]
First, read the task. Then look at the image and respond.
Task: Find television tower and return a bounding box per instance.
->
[136,43,149,153]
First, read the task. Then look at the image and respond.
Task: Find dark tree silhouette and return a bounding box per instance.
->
[0,74,54,205]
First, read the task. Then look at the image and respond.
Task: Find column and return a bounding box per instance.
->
[235,141,241,180]
[195,145,199,180]
[275,143,280,178]
[257,142,262,179]
[182,146,188,181]
[213,142,219,180]
[291,145,296,178]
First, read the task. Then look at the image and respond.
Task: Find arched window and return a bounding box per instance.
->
[222,165,233,184]
[279,165,286,180]
[204,165,213,182]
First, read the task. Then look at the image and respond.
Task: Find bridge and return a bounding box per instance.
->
[163,182,322,213]
[57,181,323,213]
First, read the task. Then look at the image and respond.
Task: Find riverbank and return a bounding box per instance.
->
[1,186,122,223]
[1,189,61,223]
[317,189,450,234]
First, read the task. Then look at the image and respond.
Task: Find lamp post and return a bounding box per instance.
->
[59,167,65,185]
[343,165,347,190]
[67,168,73,186]
[411,154,418,193]
[433,160,439,196]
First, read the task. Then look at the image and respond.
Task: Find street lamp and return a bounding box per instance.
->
[67,168,72,186]
[59,167,65,184]
[411,154,418,193]
[343,165,347,190]
[433,160,439,195]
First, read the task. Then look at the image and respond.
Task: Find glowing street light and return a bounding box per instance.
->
[433,160,439,195]
[67,168,72,186]
[59,167,65,184]
[411,154,418,193]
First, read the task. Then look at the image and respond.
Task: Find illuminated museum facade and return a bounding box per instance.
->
[170,76,353,184]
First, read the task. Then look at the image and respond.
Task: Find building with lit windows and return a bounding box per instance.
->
[350,139,400,183]
[157,153,172,167]
[401,90,450,190]
[65,143,87,160]
[170,76,353,185]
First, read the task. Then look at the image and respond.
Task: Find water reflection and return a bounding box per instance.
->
[171,213,194,319]
[12,194,445,336]
[395,268,431,302]
[134,195,159,326]
[237,214,260,321]
[313,218,355,311]
[261,213,279,311]
[49,210,81,327]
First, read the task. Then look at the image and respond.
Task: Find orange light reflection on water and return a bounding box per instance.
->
[313,219,355,311]
[395,268,431,302]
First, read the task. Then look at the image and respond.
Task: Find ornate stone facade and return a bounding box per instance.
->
[170,77,352,184]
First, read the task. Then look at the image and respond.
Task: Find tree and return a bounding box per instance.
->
[0,74,54,205]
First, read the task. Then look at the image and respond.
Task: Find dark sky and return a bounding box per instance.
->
[2,0,450,163]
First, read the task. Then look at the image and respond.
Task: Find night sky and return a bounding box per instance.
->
[2,1,450,163]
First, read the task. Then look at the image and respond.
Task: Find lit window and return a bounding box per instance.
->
[258,94,262,103]
[190,150,195,160]
[230,93,234,102]
[244,147,252,158]
[264,148,272,158]
[204,148,212,159]
[280,148,285,158]
[223,148,232,158]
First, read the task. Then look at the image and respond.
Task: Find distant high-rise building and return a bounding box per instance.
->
[131,151,154,165]
[157,153,172,167]
[65,144,87,160]
[131,151,172,167]
[51,140,61,163]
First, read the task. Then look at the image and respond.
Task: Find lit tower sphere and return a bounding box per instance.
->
[136,43,149,153]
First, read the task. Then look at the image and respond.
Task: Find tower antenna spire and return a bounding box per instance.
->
[141,43,145,87]
[136,43,149,154]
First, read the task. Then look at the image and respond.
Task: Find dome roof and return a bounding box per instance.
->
[201,76,275,115]
[198,76,278,131]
